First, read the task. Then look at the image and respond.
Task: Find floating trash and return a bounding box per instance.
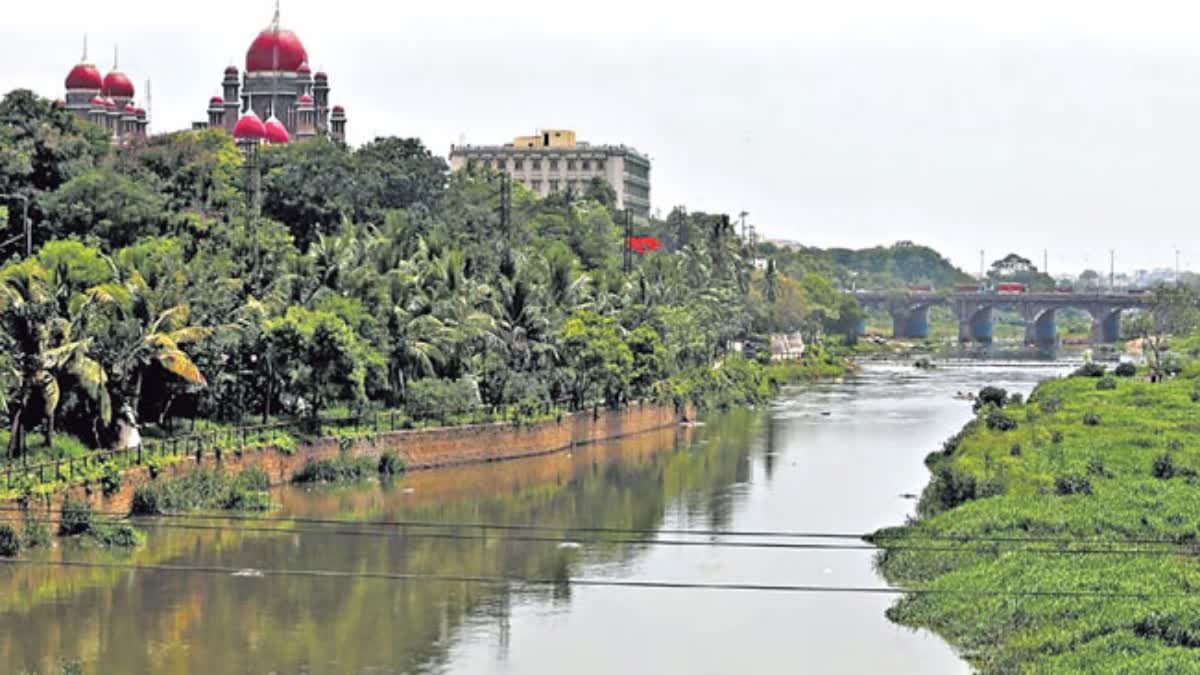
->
[557,542,583,550]
[232,569,264,578]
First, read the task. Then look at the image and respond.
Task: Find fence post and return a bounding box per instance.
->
[390,411,396,432]
[137,443,143,465]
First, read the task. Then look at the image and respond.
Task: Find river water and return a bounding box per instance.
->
[0,363,1060,675]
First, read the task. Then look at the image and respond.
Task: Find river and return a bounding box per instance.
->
[0,363,1061,675]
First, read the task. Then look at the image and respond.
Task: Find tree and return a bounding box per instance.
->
[353,137,448,219]
[558,310,632,408]
[263,307,365,422]
[259,138,357,250]
[1129,285,1200,377]
[39,168,170,248]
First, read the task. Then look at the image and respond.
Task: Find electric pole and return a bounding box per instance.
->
[1109,249,1115,291]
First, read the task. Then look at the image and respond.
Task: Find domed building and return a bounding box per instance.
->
[62,40,149,143]
[200,5,347,144]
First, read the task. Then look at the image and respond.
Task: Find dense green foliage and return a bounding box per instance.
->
[0,88,852,463]
[291,455,378,484]
[131,467,273,514]
[876,369,1200,673]
[752,240,972,291]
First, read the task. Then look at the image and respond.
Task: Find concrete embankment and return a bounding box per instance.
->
[4,401,687,520]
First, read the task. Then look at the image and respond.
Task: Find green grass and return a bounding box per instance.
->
[875,370,1200,673]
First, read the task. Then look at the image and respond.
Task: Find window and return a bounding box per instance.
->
[567,159,576,171]
[549,159,559,171]
[596,159,605,171]
[514,159,524,170]
[581,160,590,171]
[549,180,560,192]
[532,159,542,170]
[495,159,506,170]
[531,179,542,191]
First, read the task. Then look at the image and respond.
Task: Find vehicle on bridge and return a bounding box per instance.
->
[996,282,1027,294]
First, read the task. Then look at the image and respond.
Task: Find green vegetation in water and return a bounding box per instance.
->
[57,497,143,549]
[131,467,274,515]
[875,365,1200,673]
[291,455,386,484]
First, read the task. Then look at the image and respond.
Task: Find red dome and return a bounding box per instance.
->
[209,96,225,107]
[232,112,266,140]
[332,105,345,114]
[89,96,105,107]
[103,98,116,109]
[136,108,146,116]
[225,65,239,75]
[297,94,314,105]
[246,28,308,72]
[314,71,328,81]
[103,71,135,98]
[297,62,311,74]
[123,104,137,114]
[66,63,103,90]
[264,116,290,145]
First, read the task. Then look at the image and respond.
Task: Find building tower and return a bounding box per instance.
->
[64,36,103,117]
[330,105,346,143]
[222,66,241,133]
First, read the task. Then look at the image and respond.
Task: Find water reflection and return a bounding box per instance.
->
[0,362,1058,675]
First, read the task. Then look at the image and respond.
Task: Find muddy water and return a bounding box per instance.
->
[0,363,1053,674]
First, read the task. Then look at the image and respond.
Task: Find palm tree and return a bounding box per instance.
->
[0,261,111,455]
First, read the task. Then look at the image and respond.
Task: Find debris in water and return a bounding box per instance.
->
[233,569,264,578]
[557,542,583,550]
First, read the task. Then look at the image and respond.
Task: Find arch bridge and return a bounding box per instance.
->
[853,291,1148,344]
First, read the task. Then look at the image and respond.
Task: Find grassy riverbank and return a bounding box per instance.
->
[875,368,1200,673]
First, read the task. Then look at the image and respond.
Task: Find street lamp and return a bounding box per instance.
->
[0,193,31,258]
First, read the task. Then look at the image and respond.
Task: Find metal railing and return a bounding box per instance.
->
[0,396,636,495]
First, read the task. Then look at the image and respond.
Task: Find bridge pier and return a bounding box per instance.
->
[958,307,993,343]
[1089,309,1122,344]
[892,305,930,339]
[1023,308,1057,346]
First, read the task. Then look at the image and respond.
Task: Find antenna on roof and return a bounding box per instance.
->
[82,34,88,62]
[113,44,119,70]
[146,79,152,131]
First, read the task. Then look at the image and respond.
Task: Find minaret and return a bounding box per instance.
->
[223,65,241,134]
[64,35,103,118]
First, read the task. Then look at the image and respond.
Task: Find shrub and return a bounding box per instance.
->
[0,525,19,557]
[59,497,93,536]
[131,485,162,515]
[985,411,1018,432]
[405,377,481,420]
[1073,362,1107,378]
[919,465,978,516]
[1008,393,1024,406]
[1051,430,1064,444]
[292,456,376,484]
[100,462,123,497]
[974,387,1009,413]
[21,512,49,548]
[1082,413,1102,427]
[378,451,406,476]
[89,521,143,548]
[1096,377,1117,391]
[1054,474,1093,496]
[1087,457,1109,477]
[1010,444,1022,457]
[1115,362,1137,377]
[1153,454,1178,480]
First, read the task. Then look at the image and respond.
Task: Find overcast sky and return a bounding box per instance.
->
[3,0,1199,276]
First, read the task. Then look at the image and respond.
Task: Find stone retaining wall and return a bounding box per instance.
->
[5,402,686,522]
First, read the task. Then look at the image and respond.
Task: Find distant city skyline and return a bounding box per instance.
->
[3,0,1200,274]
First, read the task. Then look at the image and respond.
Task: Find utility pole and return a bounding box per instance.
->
[1043,249,1048,277]
[0,193,31,258]
[739,211,749,242]
[628,210,638,273]
[1109,249,1115,291]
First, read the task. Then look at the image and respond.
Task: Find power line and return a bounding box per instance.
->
[1,558,1196,599]
[3,505,1198,548]
[13,515,1200,557]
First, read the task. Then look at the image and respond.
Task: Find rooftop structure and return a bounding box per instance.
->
[449,129,651,218]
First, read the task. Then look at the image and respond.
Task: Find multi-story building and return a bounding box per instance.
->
[449,129,651,218]
[61,42,149,144]
[196,7,347,144]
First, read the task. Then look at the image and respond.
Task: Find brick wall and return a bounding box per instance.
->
[5,402,687,523]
